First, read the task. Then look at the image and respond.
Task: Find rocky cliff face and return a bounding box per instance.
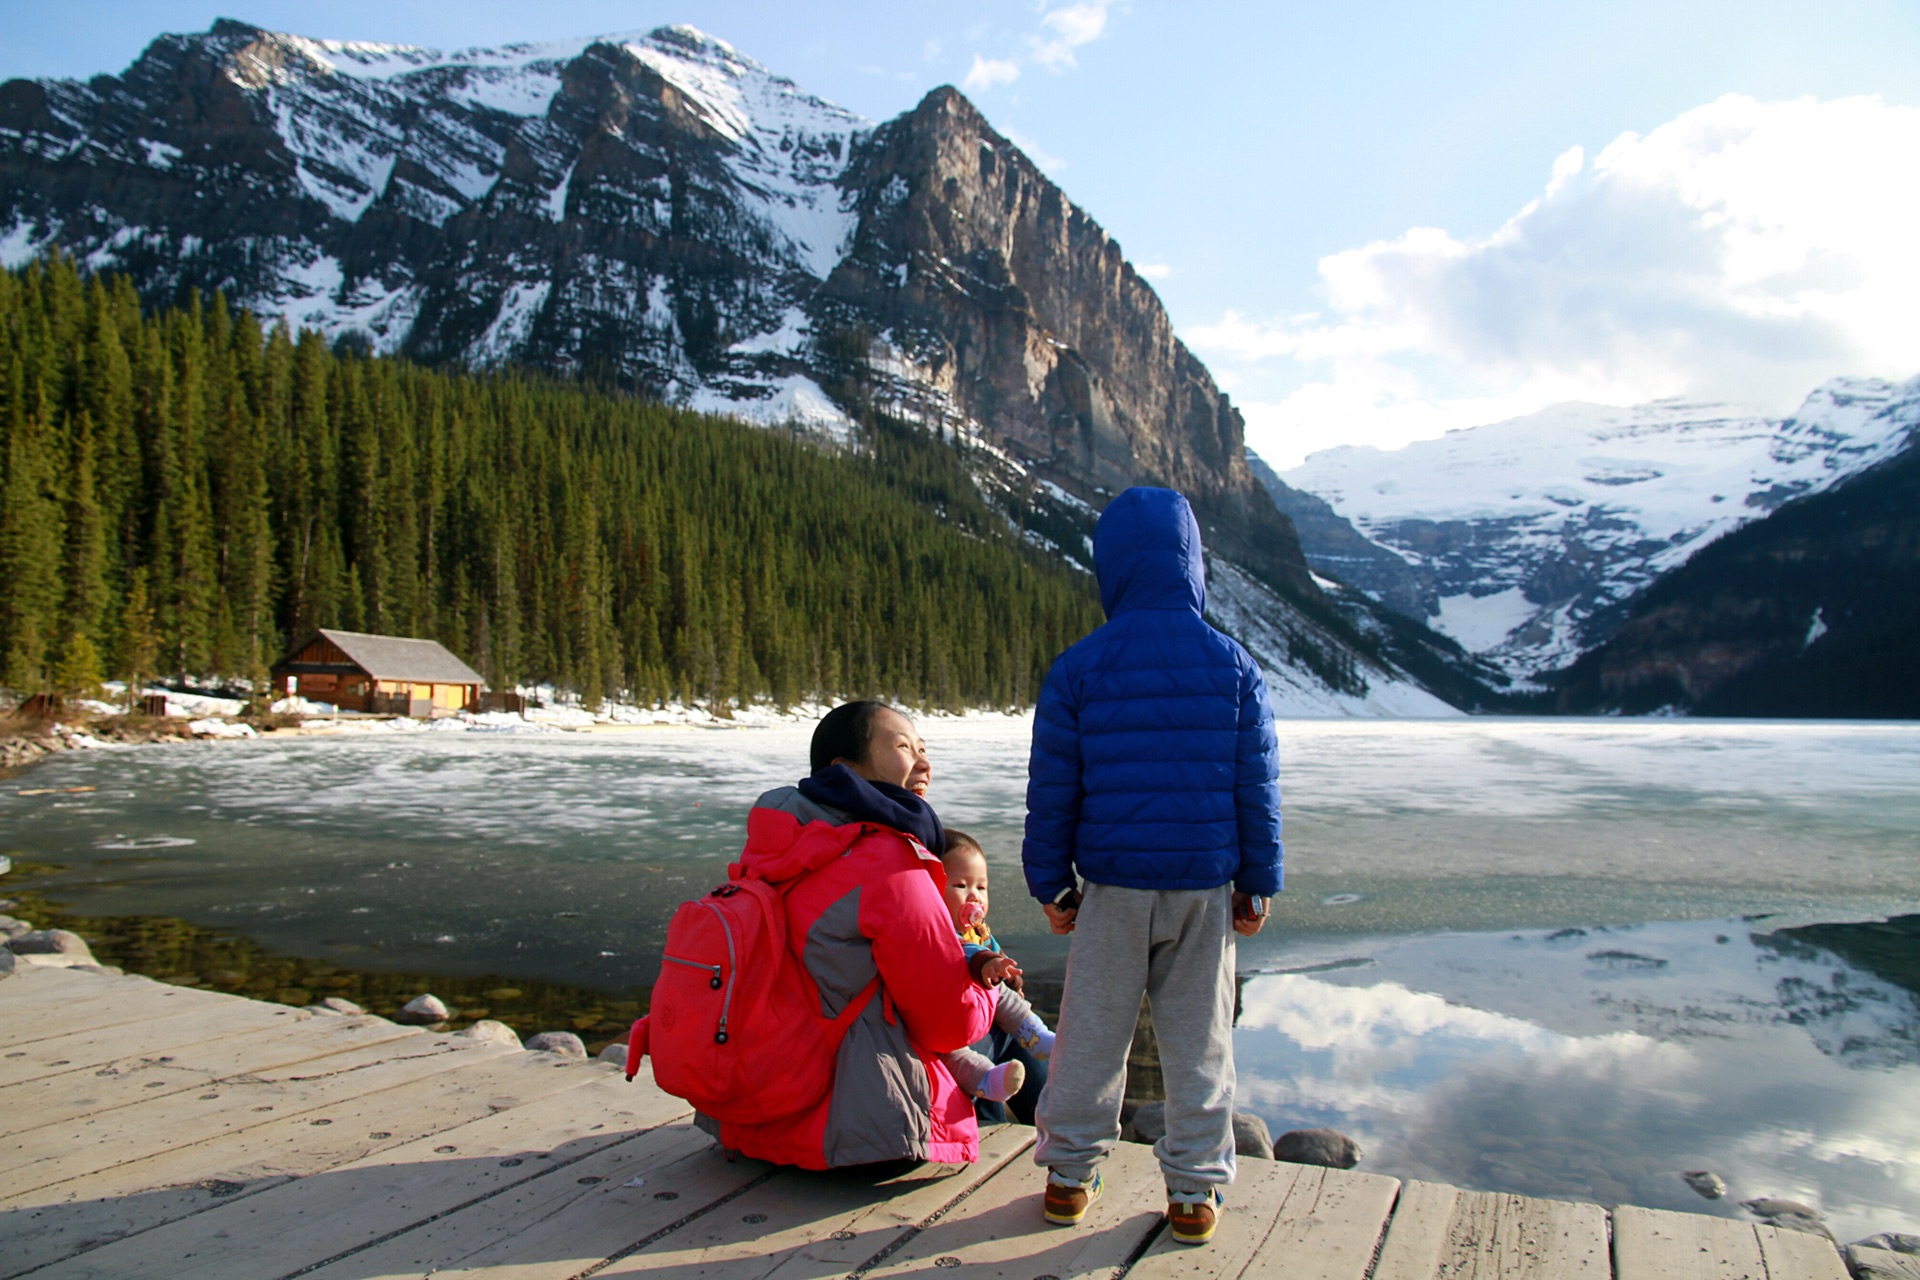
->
[1,22,1299,581]
[814,87,1303,588]
[1,19,1474,711]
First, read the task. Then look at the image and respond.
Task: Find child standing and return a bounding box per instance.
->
[1023,486,1282,1246]
[938,831,1055,1107]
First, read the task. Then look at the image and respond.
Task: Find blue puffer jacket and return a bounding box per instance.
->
[1022,487,1283,899]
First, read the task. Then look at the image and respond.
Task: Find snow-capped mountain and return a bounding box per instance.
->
[1266,376,1920,681]
[0,19,1487,716]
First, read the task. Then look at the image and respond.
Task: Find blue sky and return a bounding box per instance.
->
[6,1,1919,465]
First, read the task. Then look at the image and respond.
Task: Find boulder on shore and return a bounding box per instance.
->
[459,1020,522,1048]
[398,994,450,1024]
[524,1031,588,1058]
[9,929,96,967]
[1847,1233,1920,1280]
[1125,1102,1277,1160]
[598,1042,628,1067]
[1275,1127,1363,1169]
[309,996,367,1016]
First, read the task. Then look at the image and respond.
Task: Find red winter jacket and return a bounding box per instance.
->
[699,787,996,1168]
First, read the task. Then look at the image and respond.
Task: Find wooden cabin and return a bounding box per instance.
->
[271,629,483,717]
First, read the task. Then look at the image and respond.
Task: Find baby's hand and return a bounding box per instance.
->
[979,955,1022,987]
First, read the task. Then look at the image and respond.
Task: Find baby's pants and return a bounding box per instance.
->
[941,982,1036,1094]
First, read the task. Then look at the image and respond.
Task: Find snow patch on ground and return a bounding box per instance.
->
[687,374,857,443]
[469,281,551,364]
[1206,559,1462,719]
[1433,587,1536,653]
[0,218,54,268]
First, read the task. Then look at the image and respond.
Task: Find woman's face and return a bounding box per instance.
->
[846,707,930,794]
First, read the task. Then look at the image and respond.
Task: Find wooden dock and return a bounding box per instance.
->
[0,964,1852,1279]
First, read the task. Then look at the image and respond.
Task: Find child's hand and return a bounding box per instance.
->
[980,955,1022,987]
[1042,902,1077,934]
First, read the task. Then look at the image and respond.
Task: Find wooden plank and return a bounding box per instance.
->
[1613,1205,1850,1280]
[0,975,266,1048]
[299,1126,777,1280]
[0,1002,306,1088]
[0,966,243,1018]
[1755,1221,1851,1280]
[1372,1179,1462,1280]
[1417,1189,1610,1279]
[1128,1160,1401,1280]
[39,1071,694,1280]
[855,1133,1168,1279]
[590,1122,1038,1280]
[0,1048,594,1279]
[0,1014,424,1134]
[2,1040,579,1200]
[1614,1204,1769,1279]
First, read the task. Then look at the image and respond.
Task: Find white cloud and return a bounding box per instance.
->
[1032,1,1115,70]
[961,1,1118,93]
[962,55,1021,91]
[1191,94,1920,469]
[1135,261,1174,280]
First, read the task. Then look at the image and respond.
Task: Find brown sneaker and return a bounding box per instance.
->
[1043,1170,1102,1225]
[1167,1188,1225,1244]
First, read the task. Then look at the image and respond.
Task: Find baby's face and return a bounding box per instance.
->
[941,845,990,930]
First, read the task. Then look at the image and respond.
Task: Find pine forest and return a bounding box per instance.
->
[0,258,1105,712]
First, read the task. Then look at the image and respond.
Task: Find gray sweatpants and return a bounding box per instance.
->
[1033,882,1237,1195]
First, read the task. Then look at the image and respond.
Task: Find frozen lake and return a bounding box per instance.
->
[3,716,1918,1240]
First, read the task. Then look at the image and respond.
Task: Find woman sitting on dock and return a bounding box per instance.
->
[695,701,997,1168]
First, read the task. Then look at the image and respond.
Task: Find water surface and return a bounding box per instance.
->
[3,716,1917,1239]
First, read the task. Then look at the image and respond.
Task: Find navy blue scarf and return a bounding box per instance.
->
[798,763,945,854]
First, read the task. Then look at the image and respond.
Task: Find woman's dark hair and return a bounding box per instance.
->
[810,700,900,775]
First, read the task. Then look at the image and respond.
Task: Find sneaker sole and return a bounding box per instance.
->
[1169,1221,1217,1244]
[1044,1206,1089,1226]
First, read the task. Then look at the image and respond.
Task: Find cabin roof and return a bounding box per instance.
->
[278,629,484,684]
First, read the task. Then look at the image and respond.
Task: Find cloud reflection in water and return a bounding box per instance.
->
[1233,918,1920,1244]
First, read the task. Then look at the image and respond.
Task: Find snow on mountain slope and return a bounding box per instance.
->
[1206,559,1462,718]
[1275,375,1920,681]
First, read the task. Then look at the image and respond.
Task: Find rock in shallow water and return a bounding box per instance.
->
[310,996,366,1016]
[459,1020,522,1048]
[1682,1170,1726,1199]
[1741,1197,1832,1239]
[524,1031,588,1058]
[1123,1102,1276,1159]
[1275,1128,1363,1169]
[398,994,450,1024]
[1233,1112,1274,1160]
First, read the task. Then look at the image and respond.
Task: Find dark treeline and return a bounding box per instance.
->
[0,258,1103,710]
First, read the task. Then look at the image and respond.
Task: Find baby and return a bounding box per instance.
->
[940,830,1056,1103]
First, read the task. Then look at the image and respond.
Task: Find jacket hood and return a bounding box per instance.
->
[733,786,944,887]
[1094,487,1206,618]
